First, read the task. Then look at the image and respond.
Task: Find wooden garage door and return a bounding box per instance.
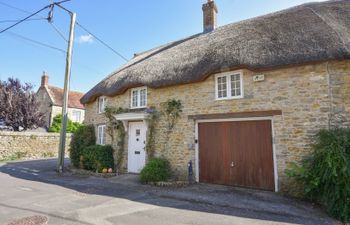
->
[198,120,275,191]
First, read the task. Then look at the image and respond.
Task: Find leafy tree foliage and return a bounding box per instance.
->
[286,128,350,223]
[48,114,81,133]
[0,78,45,131]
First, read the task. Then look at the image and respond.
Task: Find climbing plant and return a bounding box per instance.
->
[145,107,158,159]
[160,99,183,152]
[104,106,127,173]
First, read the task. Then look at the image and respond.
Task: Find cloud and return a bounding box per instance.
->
[77,34,94,44]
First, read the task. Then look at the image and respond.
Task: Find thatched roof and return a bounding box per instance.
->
[81,0,350,104]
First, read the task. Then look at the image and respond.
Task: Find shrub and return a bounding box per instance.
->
[81,145,114,172]
[140,158,171,183]
[69,125,96,168]
[48,114,82,133]
[286,128,350,223]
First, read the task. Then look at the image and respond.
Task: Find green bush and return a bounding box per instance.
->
[69,125,96,168]
[140,158,171,183]
[81,145,114,172]
[286,128,350,223]
[48,114,82,133]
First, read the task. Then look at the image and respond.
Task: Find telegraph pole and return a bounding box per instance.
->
[57,7,76,173]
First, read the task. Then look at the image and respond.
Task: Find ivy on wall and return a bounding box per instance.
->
[160,99,183,152]
[145,107,158,159]
[104,99,182,171]
[104,106,127,173]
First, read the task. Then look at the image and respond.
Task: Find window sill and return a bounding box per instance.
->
[130,106,147,110]
[215,96,244,101]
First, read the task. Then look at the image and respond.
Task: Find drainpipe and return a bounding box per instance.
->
[326,62,333,129]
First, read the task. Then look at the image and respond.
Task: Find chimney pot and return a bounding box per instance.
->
[202,0,218,33]
[41,71,49,87]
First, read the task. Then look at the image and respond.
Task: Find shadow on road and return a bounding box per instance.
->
[0,159,339,225]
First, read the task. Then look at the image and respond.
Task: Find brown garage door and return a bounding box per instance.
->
[198,120,275,191]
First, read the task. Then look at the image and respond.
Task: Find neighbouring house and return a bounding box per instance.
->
[37,72,85,128]
[81,0,350,192]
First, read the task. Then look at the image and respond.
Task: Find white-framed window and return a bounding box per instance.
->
[71,110,81,123]
[215,71,243,100]
[130,87,147,109]
[97,124,106,145]
[98,96,106,113]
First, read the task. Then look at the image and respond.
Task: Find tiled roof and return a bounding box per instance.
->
[47,86,85,109]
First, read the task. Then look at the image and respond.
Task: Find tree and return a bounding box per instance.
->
[48,114,81,133]
[0,78,45,131]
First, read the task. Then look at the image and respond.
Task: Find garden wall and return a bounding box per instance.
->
[0,131,71,161]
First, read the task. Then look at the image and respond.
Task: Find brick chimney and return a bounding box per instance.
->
[41,71,49,87]
[202,0,218,33]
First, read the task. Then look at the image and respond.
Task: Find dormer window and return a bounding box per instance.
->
[215,72,243,100]
[130,87,147,109]
[98,96,106,113]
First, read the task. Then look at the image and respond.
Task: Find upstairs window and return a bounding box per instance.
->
[97,124,106,145]
[130,87,147,109]
[215,72,243,100]
[71,110,81,122]
[98,96,106,113]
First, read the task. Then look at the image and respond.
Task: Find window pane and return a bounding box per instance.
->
[99,97,106,113]
[72,111,81,122]
[98,126,102,144]
[102,126,106,145]
[217,76,227,98]
[140,89,146,107]
[132,90,138,107]
[231,74,241,97]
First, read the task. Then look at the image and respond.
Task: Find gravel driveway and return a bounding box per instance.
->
[0,159,341,225]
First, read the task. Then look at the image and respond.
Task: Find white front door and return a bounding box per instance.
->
[128,121,147,173]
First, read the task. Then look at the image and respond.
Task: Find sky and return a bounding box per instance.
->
[0,0,327,93]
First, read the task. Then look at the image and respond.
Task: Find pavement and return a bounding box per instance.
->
[0,159,341,225]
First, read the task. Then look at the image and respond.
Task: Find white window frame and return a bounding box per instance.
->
[130,87,147,109]
[71,110,81,123]
[215,71,244,100]
[97,124,106,145]
[98,96,107,113]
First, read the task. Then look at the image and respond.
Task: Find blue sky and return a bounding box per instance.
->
[0,0,326,93]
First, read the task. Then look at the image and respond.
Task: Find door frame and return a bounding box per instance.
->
[127,121,147,173]
[195,117,278,192]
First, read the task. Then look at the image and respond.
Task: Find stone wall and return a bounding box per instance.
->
[84,60,350,190]
[0,131,71,161]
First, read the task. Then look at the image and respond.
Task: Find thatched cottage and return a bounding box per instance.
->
[81,0,350,191]
[37,72,85,128]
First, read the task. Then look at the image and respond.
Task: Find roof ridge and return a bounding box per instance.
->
[47,85,84,95]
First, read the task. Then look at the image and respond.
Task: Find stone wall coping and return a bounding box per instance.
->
[0,131,73,137]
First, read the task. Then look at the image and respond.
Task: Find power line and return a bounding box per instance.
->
[76,22,129,62]
[5,31,66,53]
[0,1,34,15]
[0,1,68,42]
[0,5,51,34]
[0,1,128,62]
[49,22,68,42]
[0,18,45,24]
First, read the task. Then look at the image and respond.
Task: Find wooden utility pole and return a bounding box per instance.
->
[57,10,76,173]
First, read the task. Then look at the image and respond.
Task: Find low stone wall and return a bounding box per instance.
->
[0,131,71,161]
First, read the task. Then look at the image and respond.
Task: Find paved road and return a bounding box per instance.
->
[0,159,340,225]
